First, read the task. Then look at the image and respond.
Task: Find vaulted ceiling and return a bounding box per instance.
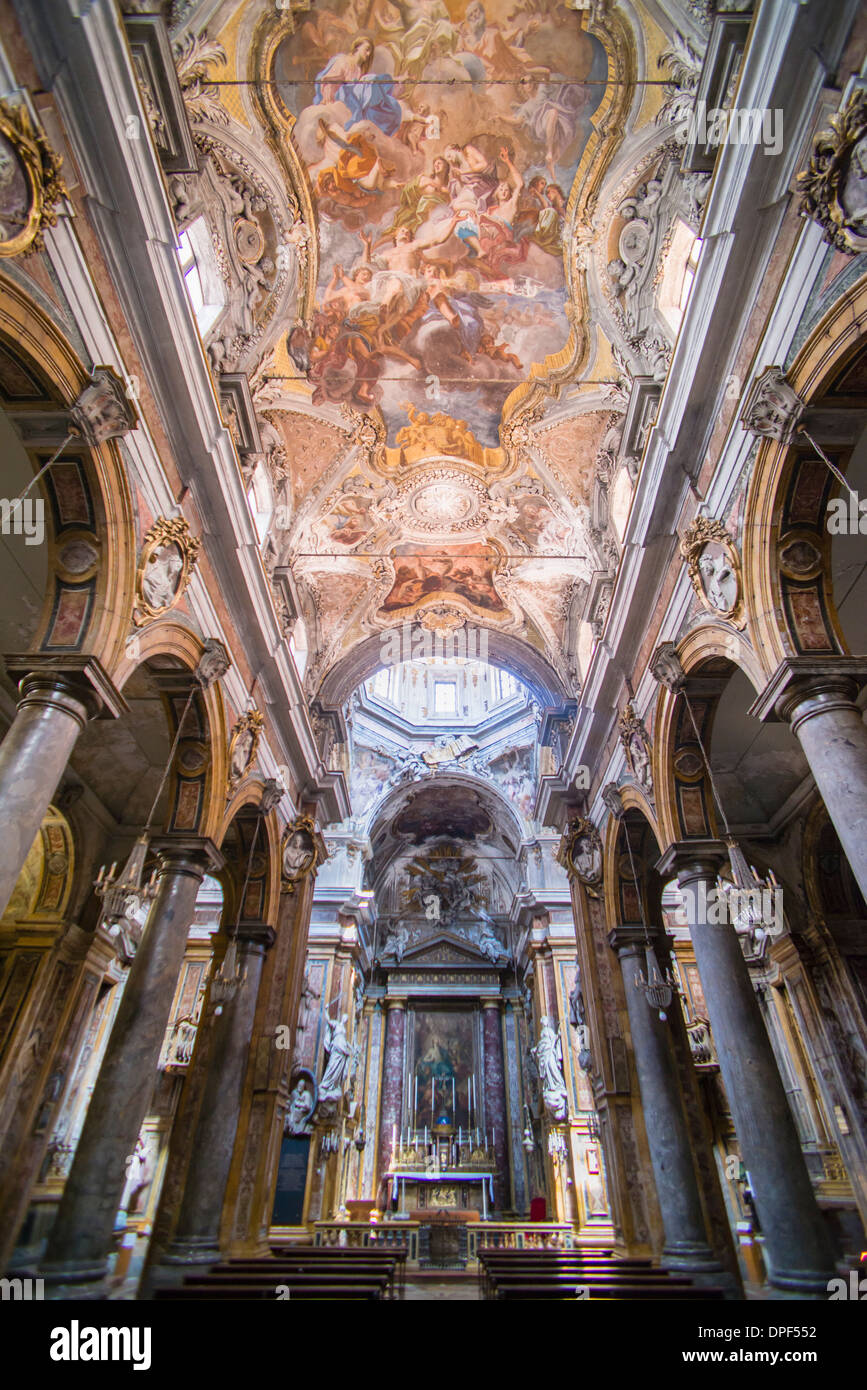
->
[166,0,707,702]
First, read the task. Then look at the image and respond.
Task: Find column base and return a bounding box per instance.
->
[160,1235,221,1266]
[768,1266,839,1297]
[39,1258,111,1300]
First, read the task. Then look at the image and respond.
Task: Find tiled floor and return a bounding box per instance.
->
[403,1275,480,1300]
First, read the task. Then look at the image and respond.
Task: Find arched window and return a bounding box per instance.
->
[177,216,227,336]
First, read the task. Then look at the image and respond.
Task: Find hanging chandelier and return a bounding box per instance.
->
[621,819,675,1022]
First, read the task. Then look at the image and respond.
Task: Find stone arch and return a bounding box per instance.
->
[218,778,282,931]
[111,622,228,843]
[602,799,662,935]
[652,624,764,851]
[742,272,867,671]
[0,273,137,669]
[316,625,569,710]
[1,800,75,928]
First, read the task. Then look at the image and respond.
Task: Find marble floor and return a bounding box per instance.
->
[403,1274,480,1300]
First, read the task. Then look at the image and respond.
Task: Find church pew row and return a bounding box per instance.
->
[493,1282,726,1301]
[154,1282,383,1301]
[475,1253,654,1298]
[194,1269,396,1299]
[231,1252,404,1295]
[477,1253,726,1301]
[270,1244,409,1290]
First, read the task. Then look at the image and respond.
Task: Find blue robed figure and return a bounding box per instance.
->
[314,36,402,138]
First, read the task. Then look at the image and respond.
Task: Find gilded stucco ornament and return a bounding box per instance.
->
[797,87,867,254]
[680,516,745,628]
[0,99,67,258]
[281,813,321,892]
[619,701,653,795]
[558,816,603,895]
[227,708,264,791]
[134,516,201,624]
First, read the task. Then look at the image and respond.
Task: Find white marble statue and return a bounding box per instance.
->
[532,1016,568,1121]
[142,543,183,610]
[318,1013,352,1101]
[286,1078,315,1135]
[698,547,737,612]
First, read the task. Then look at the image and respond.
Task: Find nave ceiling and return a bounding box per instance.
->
[158,0,710,704]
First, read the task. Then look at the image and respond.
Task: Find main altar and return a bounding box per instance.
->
[383,1130,496,1218]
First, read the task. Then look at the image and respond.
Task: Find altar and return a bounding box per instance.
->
[384,1169,495,1219]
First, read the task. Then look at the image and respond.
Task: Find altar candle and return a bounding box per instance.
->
[493,1126,496,1147]
[452,1078,455,1114]
[415,1075,418,1122]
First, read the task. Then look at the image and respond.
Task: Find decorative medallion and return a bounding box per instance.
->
[679,517,745,627]
[797,87,867,254]
[134,516,201,624]
[0,99,67,258]
[619,702,653,796]
[778,535,823,581]
[227,707,264,790]
[281,813,320,892]
[557,816,603,894]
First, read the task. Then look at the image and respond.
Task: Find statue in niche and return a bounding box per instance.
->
[286,1077,315,1136]
[569,961,586,1028]
[628,731,652,792]
[318,1013,353,1102]
[532,1016,568,1122]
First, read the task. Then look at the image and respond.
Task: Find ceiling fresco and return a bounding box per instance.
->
[272,0,608,444]
[165,1,699,708]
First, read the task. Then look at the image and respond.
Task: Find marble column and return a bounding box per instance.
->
[377,999,405,1195]
[751,660,867,903]
[0,660,120,920]
[41,834,221,1292]
[482,1001,510,1213]
[661,845,836,1293]
[609,925,720,1273]
[161,922,274,1266]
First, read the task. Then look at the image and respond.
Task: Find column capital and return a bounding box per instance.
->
[655,840,727,883]
[608,924,661,956]
[234,920,276,951]
[749,656,867,728]
[4,653,128,726]
[481,999,502,1012]
[386,997,406,1011]
[150,834,224,879]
